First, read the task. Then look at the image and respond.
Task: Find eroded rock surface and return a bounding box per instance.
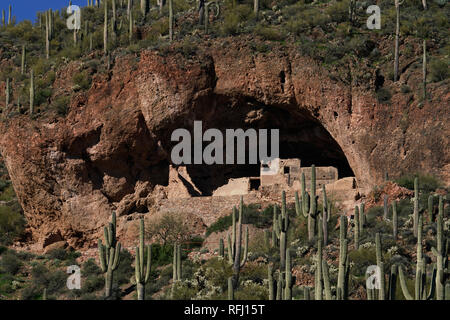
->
[0,37,448,250]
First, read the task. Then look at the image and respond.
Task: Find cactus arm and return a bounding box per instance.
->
[227,233,233,264]
[240,226,248,268]
[98,240,107,273]
[426,264,437,300]
[398,266,414,300]
[145,245,152,283]
[322,259,332,300]
[135,246,141,282]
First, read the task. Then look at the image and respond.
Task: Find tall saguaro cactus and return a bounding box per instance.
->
[228,197,248,289]
[315,218,323,300]
[204,1,220,34]
[393,0,403,82]
[422,40,427,100]
[413,177,419,238]
[141,0,148,16]
[29,70,34,115]
[135,218,152,300]
[284,247,295,300]
[274,191,289,269]
[398,214,436,300]
[393,200,398,240]
[337,216,349,300]
[104,0,108,55]
[5,78,10,107]
[431,196,448,300]
[322,185,329,246]
[98,212,122,298]
[45,12,50,59]
[171,243,182,298]
[169,0,173,42]
[268,264,275,300]
[354,205,360,250]
[21,45,26,74]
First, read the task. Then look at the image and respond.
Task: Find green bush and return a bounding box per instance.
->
[0,251,22,275]
[0,205,25,245]
[395,173,441,192]
[429,59,449,82]
[72,71,92,91]
[376,87,392,104]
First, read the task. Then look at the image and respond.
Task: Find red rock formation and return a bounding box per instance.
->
[0,37,448,250]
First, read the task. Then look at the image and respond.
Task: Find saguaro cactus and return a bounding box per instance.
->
[393,0,403,82]
[228,277,234,300]
[422,40,427,100]
[29,70,34,115]
[375,233,385,300]
[21,45,26,74]
[228,197,248,289]
[398,215,436,300]
[274,191,289,269]
[337,216,349,300]
[284,248,295,300]
[45,12,50,59]
[204,1,220,34]
[5,78,10,107]
[392,200,398,240]
[322,185,329,246]
[171,243,182,298]
[98,212,121,298]
[383,195,389,220]
[135,218,152,300]
[254,0,259,17]
[8,5,11,25]
[268,264,275,300]
[315,218,323,300]
[169,0,173,42]
[104,0,108,55]
[354,205,360,250]
[428,195,434,223]
[359,202,365,235]
[307,165,319,241]
[413,177,419,237]
[140,0,148,16]
[219,238,224,257]
[431,196,448,300]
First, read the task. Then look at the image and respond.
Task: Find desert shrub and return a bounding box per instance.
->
[0,205,25,245]
[0,251,22,275]
[151,243,175,267]
[30,263,66,294]
[145,212,194,245]
[254,26,284,41]
[82,258,102,277]
[72,70,92,91]
[401,84,411,93]
[51,95,71,116]
[0,185,15,201]
[366,206,383,224]
[234,281,268,300]
[20,285,42,300]
[206,204,274,236]
[395,173,441,193]
[376,87,392,104]
[114,249,134,286]
[429,58,449,82]
[349,246,377,276]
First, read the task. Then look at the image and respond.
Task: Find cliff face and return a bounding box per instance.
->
[0,37,448,249]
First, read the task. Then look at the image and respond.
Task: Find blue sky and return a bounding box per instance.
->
[0,0,87,23]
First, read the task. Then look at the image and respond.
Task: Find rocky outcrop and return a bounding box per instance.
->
[0,37,448,250]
